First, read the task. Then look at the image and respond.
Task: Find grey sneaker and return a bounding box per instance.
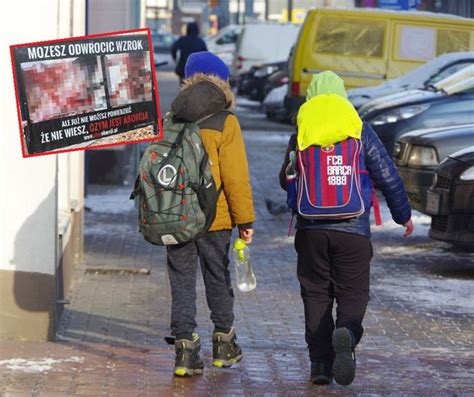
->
[212,328,243,368]
[332,327,356,386]
[174,334,204,377]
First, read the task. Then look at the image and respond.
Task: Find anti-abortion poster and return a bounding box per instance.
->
[10,28,162,157]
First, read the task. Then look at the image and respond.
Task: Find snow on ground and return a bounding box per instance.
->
[236,110,267,119]
[243,131,292,143]
[370,194,474,315]
[373,195,432,237]
[236,97,261,108]
[269,235,294,247]
[86,186,134,214]
[373,271,474,315]
[0,357,84,373]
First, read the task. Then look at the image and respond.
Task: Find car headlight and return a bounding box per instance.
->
[459,166,474,181]
[370,104,430,126]
[393,142,401,157]
[407,145,438,167]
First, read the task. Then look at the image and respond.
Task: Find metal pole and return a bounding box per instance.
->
[287,0,293,23]
[237,0,241,24]
[245,0,253,21]
[264,0,269,20]
[220,0,230,27]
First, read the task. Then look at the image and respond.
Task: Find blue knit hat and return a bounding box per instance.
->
[184,51,229,81]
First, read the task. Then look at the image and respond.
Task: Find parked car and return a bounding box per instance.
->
[348,52,474,110]
[394,124,474,214]
[238,61,287,102]
[263,84,291,122]
[426,146,474,249]
[205,24,242,67]
[231,23,299,77]
[361,66,474,156]
[151,31,177,54]
[264,68,288,99]
[286,7,474,116]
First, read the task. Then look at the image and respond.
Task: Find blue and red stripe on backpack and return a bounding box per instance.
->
[287,137,381,224]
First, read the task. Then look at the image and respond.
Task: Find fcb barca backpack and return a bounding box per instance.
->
[286,137,375,221]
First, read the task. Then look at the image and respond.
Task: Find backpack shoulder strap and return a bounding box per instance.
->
[198,110,234,132]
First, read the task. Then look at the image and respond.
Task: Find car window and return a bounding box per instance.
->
[426,62,474,86]
[447,85,474,95]
[162,35,175,45]
[437,29,470,56]
[435,65,474,92]
[216,31,238,45]
[314,16,385,58]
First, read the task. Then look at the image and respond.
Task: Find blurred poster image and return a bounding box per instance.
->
[11,29,162,157]
[106,52,153,107]
[21,57,107,123]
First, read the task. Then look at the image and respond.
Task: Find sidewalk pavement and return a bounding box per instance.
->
[1,130,473,396]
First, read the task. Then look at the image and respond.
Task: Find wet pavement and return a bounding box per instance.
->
[1,67,473,397]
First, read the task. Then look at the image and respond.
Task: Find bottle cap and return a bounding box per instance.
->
[234,238,246,250]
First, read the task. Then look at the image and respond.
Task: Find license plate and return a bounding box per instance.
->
[425,191,440,214]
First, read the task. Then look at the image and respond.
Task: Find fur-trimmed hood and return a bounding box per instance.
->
[171,73,235,122]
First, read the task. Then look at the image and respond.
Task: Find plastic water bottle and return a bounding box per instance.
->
[233,238,257,292]
[286,150,298,178]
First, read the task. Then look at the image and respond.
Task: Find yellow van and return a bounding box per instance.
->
[286,8,474,113]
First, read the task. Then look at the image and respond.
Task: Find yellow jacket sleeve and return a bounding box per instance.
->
[218,115,256,226]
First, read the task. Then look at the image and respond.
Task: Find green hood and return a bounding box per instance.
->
[306,71,348,100]
[297,95,362,149]
[298,71,361,149]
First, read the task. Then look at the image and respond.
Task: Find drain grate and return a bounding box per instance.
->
[84,267,151,276]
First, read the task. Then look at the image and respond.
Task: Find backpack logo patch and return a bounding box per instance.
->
[157,164,177,187]
[321,145,335,153]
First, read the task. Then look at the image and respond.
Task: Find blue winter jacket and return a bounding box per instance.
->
[279,122,412,237]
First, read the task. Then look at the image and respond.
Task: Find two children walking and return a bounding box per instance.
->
[144,52,412,386]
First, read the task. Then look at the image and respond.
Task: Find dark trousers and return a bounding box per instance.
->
[166,230,234,337]
[295,229,372,362]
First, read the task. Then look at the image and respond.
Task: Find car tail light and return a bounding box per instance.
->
[236,55,246,70]
[291,82,300,96]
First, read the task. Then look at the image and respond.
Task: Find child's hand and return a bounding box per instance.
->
[403,219,414,237]
[239,228,254,244]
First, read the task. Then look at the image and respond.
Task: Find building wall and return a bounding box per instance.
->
[439,0,473,18]
[88,0,144,34]
[0,0,85,341]
[86,0,145,187]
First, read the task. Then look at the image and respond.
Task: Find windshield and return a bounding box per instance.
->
[432,64,474,92]
[425,61,474,86]
[207,26,241,43]
[442,78,474,95]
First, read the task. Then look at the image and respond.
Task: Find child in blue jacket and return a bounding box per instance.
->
[279,71,414,386]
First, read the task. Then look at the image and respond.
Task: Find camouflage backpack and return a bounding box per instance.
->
[130,112,223,245]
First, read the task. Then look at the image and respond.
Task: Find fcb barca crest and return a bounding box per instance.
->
[321,145,335,153]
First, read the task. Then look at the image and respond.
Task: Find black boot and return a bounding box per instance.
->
[212,328,243,368]
[332,327,356,386]
[310,360,333,385]
[174,334,204,377]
